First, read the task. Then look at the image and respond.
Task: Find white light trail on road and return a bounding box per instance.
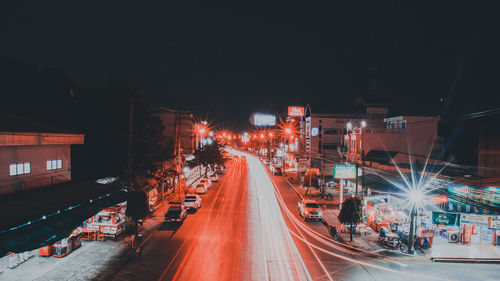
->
[244,153,312,281]
[259,159,452,280]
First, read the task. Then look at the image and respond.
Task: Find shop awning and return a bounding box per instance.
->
[347,173,405,194]
[0,181,125,256]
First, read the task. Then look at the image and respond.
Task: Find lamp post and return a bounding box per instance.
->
[407,189,423,254]
[408,205,416,254]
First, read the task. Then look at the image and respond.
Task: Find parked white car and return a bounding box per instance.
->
[195,182,208,194]
[209,173,219,182]
[298,199,322,221]
[200,178,212,189]
[183,194,202,211]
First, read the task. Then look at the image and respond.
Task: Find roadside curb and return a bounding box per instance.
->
[431,257,500,263]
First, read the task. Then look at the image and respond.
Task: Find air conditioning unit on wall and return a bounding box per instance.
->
[448,231,459,243]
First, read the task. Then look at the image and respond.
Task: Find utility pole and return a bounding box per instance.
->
[361,150,365,199]
[174,112,182,201]
[128,96,134,190]
[355,162,359,195]
[408,206,416,254]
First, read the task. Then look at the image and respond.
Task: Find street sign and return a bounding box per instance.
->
[298,158,308,172]
[334,164,356,179]
[432,212,460,226]
[488,216,500,230]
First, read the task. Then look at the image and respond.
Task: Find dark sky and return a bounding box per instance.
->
[2,1,500,126]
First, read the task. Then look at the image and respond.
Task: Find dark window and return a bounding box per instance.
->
[324,129,337,134]
[306,203,320,208]
[323,143,337,150]
[318,140,322,153]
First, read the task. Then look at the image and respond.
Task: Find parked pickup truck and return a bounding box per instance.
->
[165,203,187,223]
[298,199,322,221]
[183,194,202,211]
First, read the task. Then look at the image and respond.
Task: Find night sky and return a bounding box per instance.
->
[2,1,500,126]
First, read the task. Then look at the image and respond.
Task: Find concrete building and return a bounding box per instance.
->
[478,124,500,177]
[345,115,442,164]
[299,105,389,177]
[0,131,84,195]
[154,107,197,155]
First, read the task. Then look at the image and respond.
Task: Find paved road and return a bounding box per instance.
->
[112,151,499,281]
[111,152,309,281]
[264,155,500,281]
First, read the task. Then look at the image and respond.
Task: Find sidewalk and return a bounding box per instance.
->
[283,173,381,252]
[0,204,167,281]
[430,236,500,262]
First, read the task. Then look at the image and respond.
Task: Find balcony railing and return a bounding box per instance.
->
[363,127,407,134]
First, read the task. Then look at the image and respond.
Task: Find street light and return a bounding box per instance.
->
[346,122,353,130]
[360,120,367,128]
[285,127,292,134]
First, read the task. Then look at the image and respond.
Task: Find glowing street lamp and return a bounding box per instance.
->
[199,128,206,134]
[285,128,292,134]
[268,132,273,137]
[346,122,353,130]
[360,120,367,128]
[260,133,265,139]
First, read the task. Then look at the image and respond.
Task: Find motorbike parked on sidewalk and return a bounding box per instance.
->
[329,226,338,240]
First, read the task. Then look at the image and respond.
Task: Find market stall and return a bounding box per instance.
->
[86,202,126,239]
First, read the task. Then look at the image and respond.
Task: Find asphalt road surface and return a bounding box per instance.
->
[111,151,499,281]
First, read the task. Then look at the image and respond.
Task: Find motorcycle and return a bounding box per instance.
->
[329,226,338,239]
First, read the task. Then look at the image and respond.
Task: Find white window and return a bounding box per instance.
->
[47,159,63,170]
[17,163,24,174]
[9,164,16,176]
[9,162,31,176]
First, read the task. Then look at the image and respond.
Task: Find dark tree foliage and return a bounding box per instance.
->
[132,100,175,177]
[338,196,364,241]
[125,191,149,234]
[303,173,320,188]
[194,140,225,174]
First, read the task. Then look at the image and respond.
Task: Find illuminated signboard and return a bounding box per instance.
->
[288,106,305,117]
[448,185,500,209]
[488,216,500,230]
[432,212,460,226]
[252,113,276,127]
[334,164,357,179]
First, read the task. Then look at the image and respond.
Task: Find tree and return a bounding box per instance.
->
[303,172,320,196]
[194,140,225,175]
[125,191,149,235]
[132,99,175,176]
[338,196,364,241]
